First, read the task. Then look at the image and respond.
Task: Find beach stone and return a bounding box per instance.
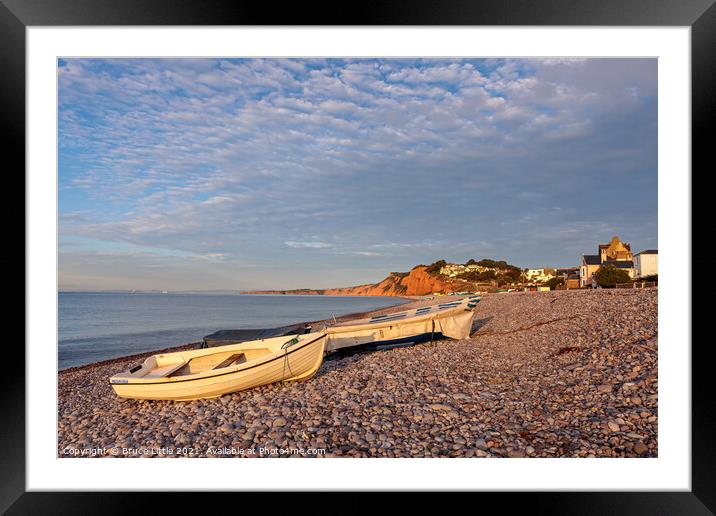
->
[633,442,648,455]
[272,418,288,428]
[57,289,657,459]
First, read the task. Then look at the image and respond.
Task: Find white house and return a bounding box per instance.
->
[525,268,555,283]
[439,263,490,277]
[634,250,658,278]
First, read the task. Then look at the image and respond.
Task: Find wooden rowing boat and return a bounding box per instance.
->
[109,332,327,401]
[324,296,479,352]
[109,296,480,400]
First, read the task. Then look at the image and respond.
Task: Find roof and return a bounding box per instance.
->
[636,249,658,255]
[599,243,632,251]
[582,255,601,265]
[599,236,632,252]
[602,260,634,268]
[556,267,579,274]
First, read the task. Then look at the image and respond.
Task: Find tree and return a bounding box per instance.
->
[496,269,523,286]
[474,258,521,271]
[546,277,564,290]
[593,265,631,288]
[425,260,447,274]
[458,269,496,282]
[479,270,497,281]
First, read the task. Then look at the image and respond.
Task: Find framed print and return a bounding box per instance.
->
[6,0,710,510]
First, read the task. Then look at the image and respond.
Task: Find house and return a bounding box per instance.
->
[439,263,491,277]
[634,250,658,278]
[551,267,580,289]
[599,236,633,262]
[565,275,581,289]
[580,255,603,288]
[525,268,556,283]
[580,236,635,287]
[524,285,550,292]
[556,267,579,277]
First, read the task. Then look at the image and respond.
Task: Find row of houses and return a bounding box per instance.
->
[579,236,658,288]
[526,236,658,289]
[439,263,493,277]
[435,235,657,290]
[442,264,559,283]
[524,268,556,283]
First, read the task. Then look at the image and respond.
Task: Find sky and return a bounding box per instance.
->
[58,58,657,291]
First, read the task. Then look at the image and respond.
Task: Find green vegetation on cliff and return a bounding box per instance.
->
[425,260,447,274]
[470,259,521,271]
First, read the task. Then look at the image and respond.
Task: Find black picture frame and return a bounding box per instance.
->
[6,0,708,511]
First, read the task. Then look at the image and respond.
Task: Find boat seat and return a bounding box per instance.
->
[144,362,186,378]
[212,353,245,370]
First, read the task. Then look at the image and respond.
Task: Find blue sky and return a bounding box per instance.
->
[58,58,657,290]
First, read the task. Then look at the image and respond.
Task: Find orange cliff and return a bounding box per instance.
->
[241,265,466,297]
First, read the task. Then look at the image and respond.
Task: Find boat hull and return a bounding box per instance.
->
[110,335,326,401]
[325,302,476,352]
[330,332,446,352]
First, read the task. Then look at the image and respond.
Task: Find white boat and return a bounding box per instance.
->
[109,332,327,401]
[323,296,479,352]
[109,297,480,400]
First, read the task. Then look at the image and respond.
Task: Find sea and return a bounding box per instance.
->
[58,292,406,370]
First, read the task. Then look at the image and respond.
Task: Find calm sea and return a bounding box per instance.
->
[58,292,406,370]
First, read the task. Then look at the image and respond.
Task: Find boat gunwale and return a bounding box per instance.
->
[109,333,326,386]
[327,302,477,333]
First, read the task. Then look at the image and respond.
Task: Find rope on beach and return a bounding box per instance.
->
[281,347,297,384]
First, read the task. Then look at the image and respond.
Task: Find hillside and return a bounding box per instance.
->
[242,265,468,297]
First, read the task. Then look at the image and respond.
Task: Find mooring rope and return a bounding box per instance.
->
[280,338,298,384]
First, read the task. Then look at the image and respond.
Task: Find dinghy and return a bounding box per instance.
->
[324,296,479,352]
[202,322,311,348]
[200,297,480,350]
[109,296,480,400]
[109,332,327,401]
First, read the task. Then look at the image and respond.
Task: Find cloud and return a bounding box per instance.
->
[58,58,657,289]
[284,241,333,249]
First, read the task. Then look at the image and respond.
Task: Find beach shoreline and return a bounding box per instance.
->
[59,289,657,458]
[59,295,419,373]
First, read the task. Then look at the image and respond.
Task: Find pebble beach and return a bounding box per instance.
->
[58,288,657,458]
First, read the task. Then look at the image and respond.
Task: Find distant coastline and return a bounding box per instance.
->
[241,264,464,297]
[59,290,420,298]
[59,289,245,294]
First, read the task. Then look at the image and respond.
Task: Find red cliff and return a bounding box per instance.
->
[243,265,466,297]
